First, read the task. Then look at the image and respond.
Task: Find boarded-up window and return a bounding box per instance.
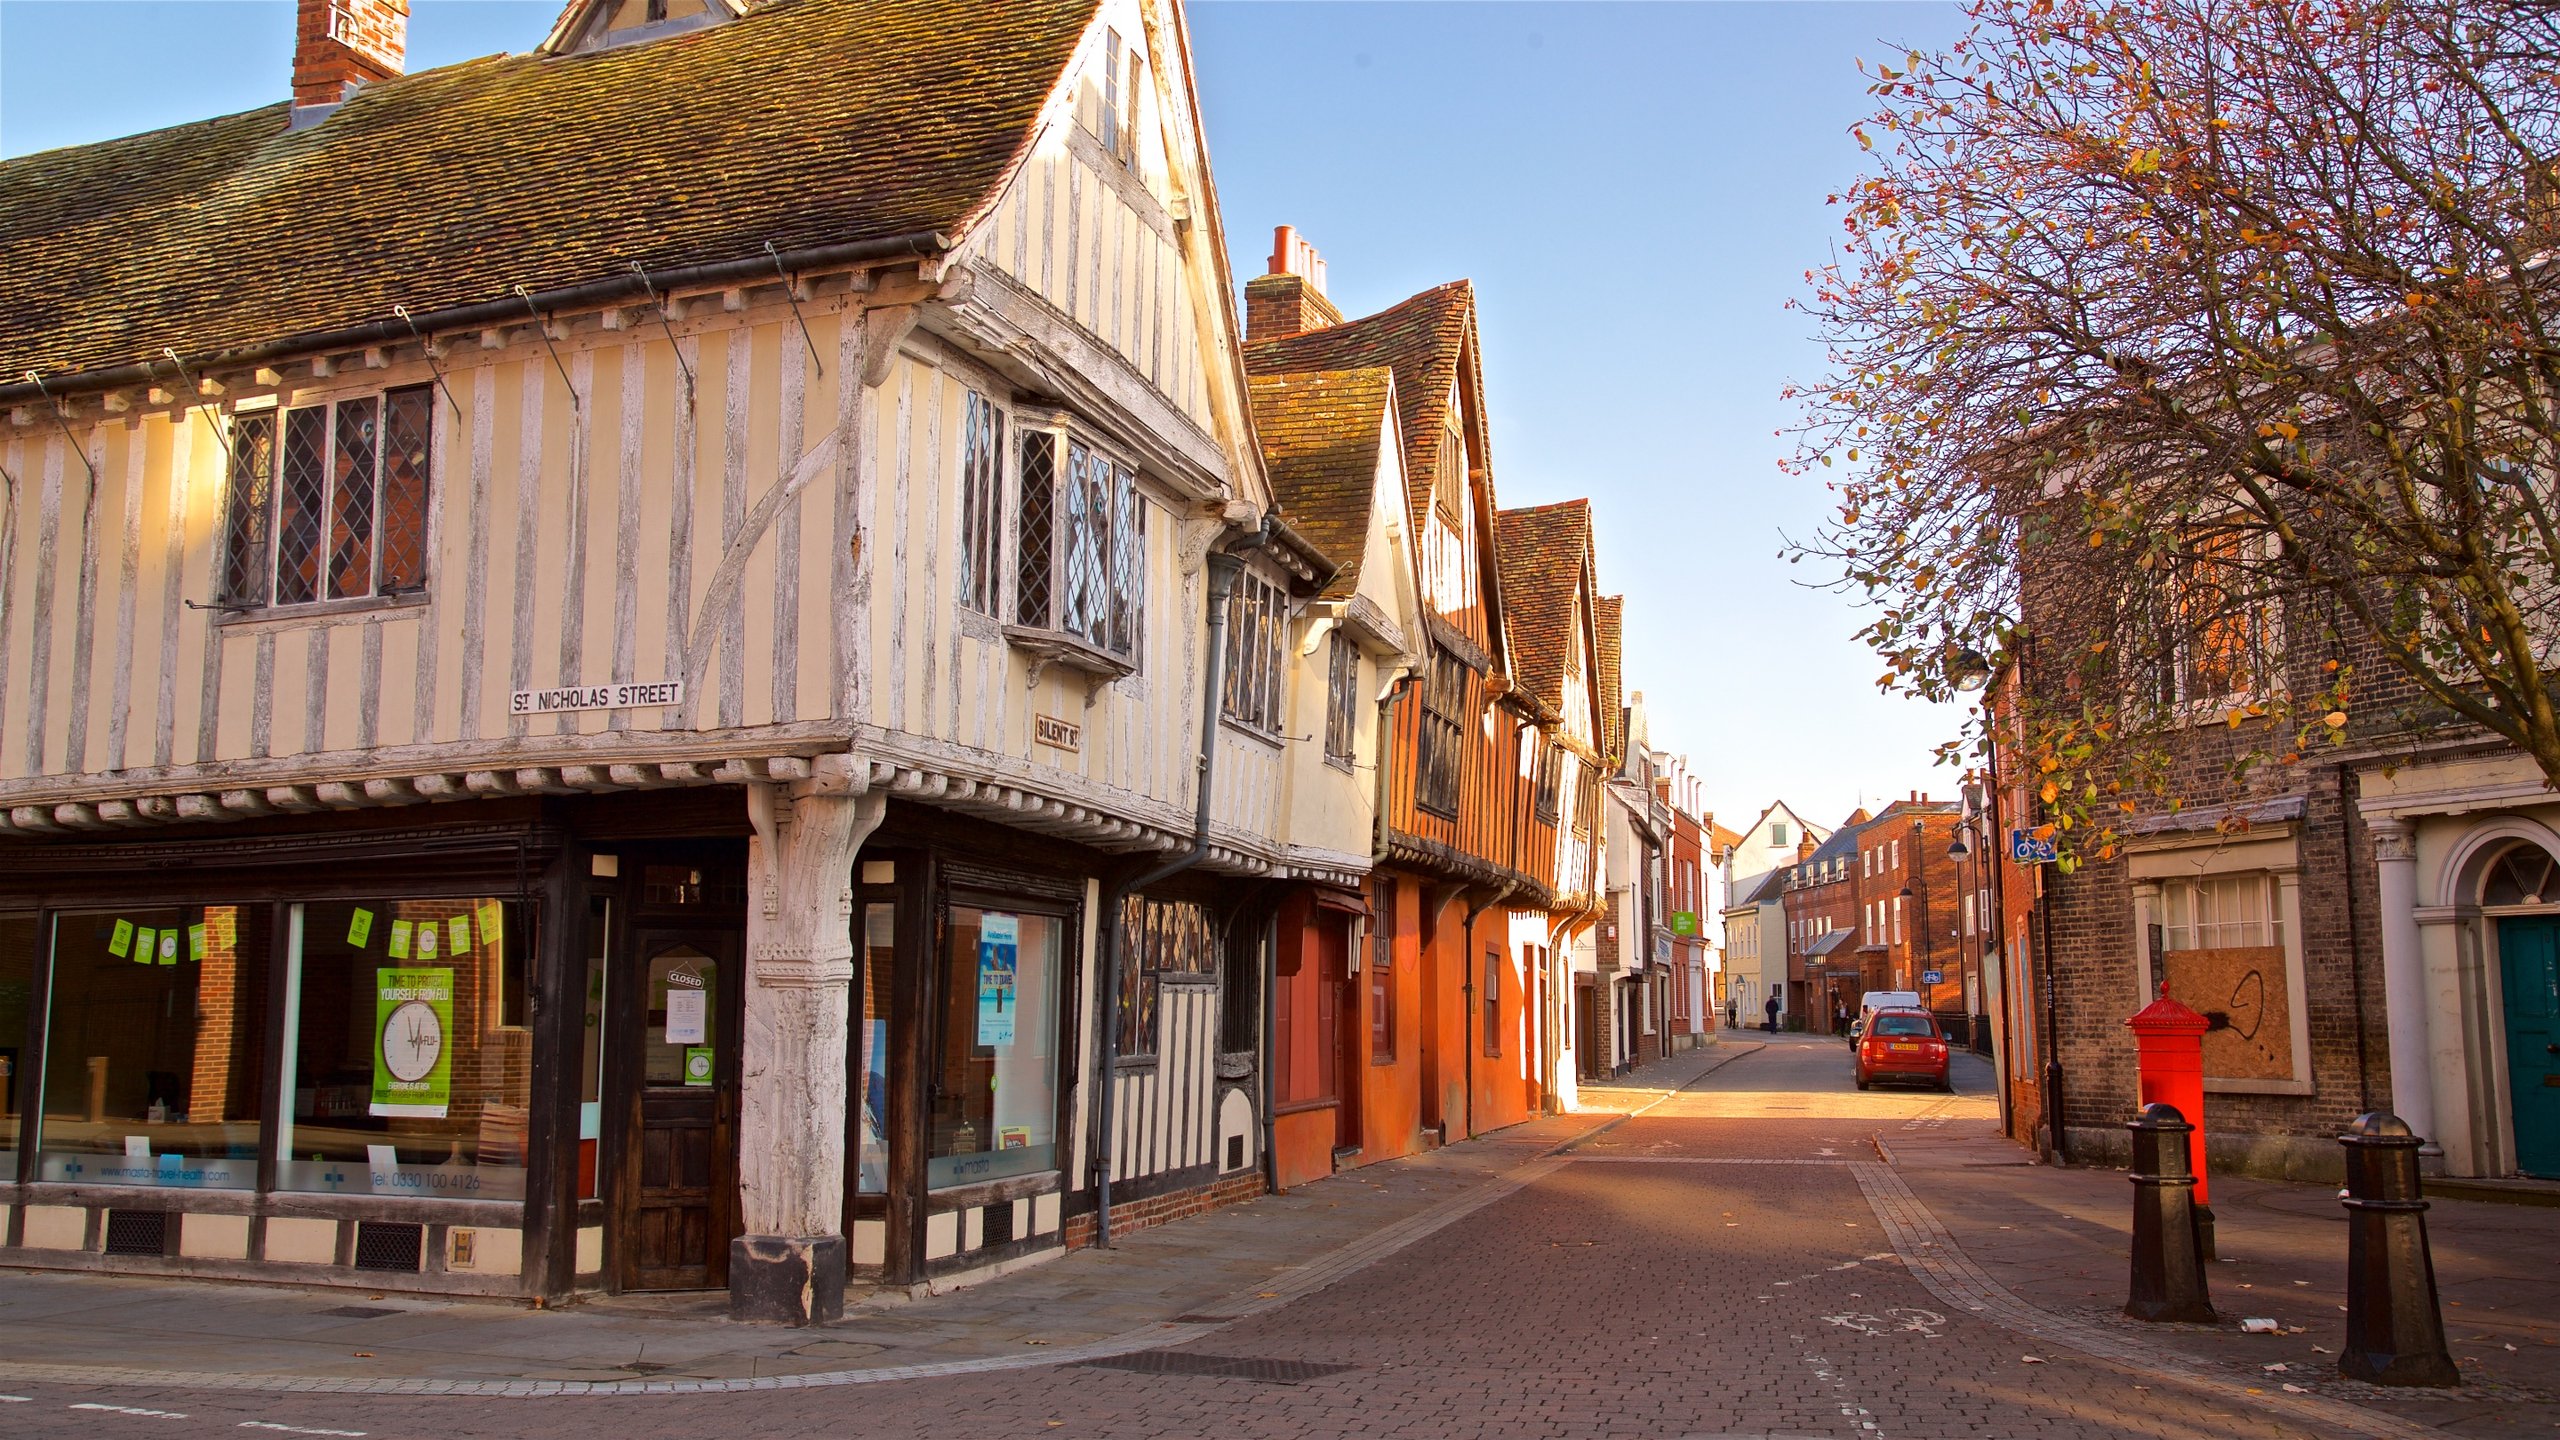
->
[1415,649,1468,817]
[2157,873,2292,1082]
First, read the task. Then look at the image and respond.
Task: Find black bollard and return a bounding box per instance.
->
[2339,1112,2459,1386]
[2125,1102,2216,1323]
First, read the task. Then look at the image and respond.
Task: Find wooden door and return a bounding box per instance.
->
[616,929,741,1291]
[2501,917,2560,1177]
[1320,916,1359,1151]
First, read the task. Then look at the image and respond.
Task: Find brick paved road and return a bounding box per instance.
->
[0,1037,2390,1440]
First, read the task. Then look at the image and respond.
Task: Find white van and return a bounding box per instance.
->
[1850,990,1924,1041]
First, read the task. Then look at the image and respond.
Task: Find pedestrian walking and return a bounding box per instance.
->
[1726,995,1738,1031]
[1835,999,1854,1040]
[1763,993,1780,1033]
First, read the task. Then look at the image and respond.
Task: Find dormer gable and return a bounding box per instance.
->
[545,0,746,55]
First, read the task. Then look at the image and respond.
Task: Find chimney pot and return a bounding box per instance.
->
[293,0,409,120]
[1244,225,1342,342]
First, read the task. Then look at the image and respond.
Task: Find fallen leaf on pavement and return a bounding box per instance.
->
[2021,1356,2046,1364]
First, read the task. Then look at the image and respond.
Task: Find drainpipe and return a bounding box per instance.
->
[1460,880,1518,1141]
[1091,527,1257,1247]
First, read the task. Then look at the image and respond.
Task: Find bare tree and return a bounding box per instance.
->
[1790,0,2560,859]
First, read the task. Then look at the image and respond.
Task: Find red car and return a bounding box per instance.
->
[1855,1008,1954,1092]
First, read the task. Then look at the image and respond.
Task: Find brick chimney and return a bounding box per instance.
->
[1244,225,1343,342]
[294,0,409,118]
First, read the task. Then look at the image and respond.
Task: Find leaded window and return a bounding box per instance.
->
[1221,570,1287,734]
[1323,629,1358,766]
[221,387,432,610]
[1117,893,1217,1058]
[1016,424,1146,665]
[957,391,1006,616]
[1414,648,1468,817]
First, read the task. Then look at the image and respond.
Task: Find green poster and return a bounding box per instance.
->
[157,930,178,965]
[188,923,206,961]
[448,915,472,955]
[371,968,454,1119]
[682,1046,714,1087]
[109,919,133,958]
[133,927,156,966]
[387,921,412,960]
[348,908,375,948]
[476,902,504,952]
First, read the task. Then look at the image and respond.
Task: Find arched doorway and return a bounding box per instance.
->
[2483,840,2560,1176]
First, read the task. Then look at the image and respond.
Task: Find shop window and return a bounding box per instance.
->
[0,914,32,1180]
[929,906,1062,1189]
[274,899,531,1200]
[1116,894,1217,1058]
[35,906,271,1189]
[856,901,895,1194]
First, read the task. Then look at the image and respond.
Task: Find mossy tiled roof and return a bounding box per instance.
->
[1242,281,1476,537]
[0,0,1092,381]
[1246,367,1393,601]
[1492,499,1591,713]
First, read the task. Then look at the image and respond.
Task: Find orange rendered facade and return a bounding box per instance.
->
[1245,258,1607,1189]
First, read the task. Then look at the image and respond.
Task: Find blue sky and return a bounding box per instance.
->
[0,0,1969,833]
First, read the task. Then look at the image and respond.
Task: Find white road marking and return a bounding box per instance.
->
[0,1395,28,1403]
[240,1423,367,1436]
[71,1402,187,1419]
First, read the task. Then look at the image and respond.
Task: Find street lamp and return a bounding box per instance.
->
[1943,646,1993,694]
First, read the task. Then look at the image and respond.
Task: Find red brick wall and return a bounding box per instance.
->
[1064,1170,1267,1249]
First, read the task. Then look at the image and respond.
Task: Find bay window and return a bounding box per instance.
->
[1012,419,1146,673]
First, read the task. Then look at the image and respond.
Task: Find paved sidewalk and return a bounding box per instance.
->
[0,1044,1746,1395]
[1888,1105,2560,1437]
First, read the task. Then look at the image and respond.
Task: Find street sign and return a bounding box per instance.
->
[1921,970,1944,985]
[2010,828,2059,864]
[1670,910,1698,936]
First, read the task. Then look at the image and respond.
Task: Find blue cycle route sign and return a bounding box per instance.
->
[2009,828,2059,864]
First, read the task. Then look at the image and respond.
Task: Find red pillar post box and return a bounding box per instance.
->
[2127,984,2211,1208]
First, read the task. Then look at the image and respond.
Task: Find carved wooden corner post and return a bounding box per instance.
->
[732,752,884,1324]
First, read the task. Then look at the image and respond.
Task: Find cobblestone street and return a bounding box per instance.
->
[5,1036,2545,1439]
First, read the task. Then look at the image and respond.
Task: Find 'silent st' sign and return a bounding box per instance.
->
[510,681,685,717]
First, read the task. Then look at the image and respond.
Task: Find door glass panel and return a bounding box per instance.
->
[928,907,1060,1188]
[856,903,893,1193]
[580,896,610,1199]
[648,945,717,1088]
[36,906,268,1189]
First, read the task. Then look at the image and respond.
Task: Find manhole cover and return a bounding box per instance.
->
[1076,1352,1357,1384]
[321,1306,401,1319]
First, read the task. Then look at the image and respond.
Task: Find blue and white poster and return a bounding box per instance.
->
[976,913,1019,1046]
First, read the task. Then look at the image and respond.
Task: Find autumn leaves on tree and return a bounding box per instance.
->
[1789,0,2560,865]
